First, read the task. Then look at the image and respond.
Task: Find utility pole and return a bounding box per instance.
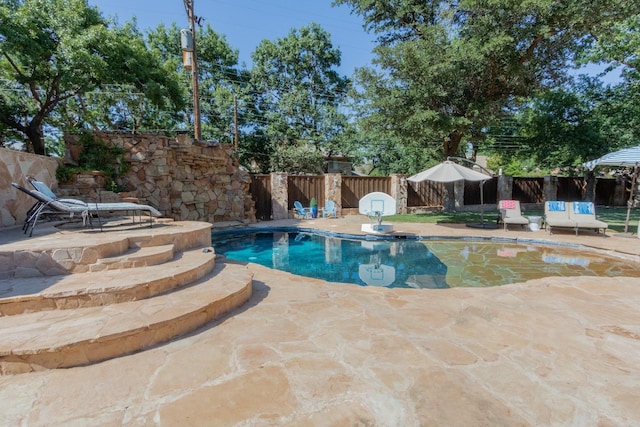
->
[233,95,239,151]
[183,0,201,140]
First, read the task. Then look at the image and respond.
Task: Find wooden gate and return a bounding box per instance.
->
[250,175,272,220]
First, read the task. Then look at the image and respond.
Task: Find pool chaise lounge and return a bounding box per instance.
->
[498,199,529,230]
[544,201,607,236]
[12,181,162,236]
[569,201,608,236]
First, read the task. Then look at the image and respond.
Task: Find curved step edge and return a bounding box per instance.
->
[0,262,253,375]
[0,248,216,316]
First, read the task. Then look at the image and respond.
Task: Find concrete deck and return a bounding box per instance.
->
[1,216,640,426]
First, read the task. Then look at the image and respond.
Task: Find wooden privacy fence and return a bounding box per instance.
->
[248,174,628,220]
[464,178,498,205]
[556,177,585,202]
[341,176,390,208]
[408,180,445,207]
[288,175,324,210]
[594,178,618,206]
[513,177,545,203]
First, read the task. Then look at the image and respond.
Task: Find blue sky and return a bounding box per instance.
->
[87,0,622,84]
[87,0,377,76]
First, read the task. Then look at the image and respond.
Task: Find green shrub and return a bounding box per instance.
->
[58,132,129,190]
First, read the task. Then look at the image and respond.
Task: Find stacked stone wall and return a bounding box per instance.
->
[65,133,256,225]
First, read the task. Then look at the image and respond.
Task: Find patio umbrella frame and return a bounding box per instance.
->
[584,145,640,234]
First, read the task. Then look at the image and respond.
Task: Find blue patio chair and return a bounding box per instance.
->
[321,200,337,218]
[293,201,311,220]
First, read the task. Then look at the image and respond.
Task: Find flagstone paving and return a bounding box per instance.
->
[1,216,640,426]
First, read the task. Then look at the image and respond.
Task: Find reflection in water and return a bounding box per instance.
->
[214,232,448,288]
[542,254,590,267]
[359,263,396,287]
[212,232,640,288]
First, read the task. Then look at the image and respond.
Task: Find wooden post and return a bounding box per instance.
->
[183,0,201,140]
[234,95,239,150]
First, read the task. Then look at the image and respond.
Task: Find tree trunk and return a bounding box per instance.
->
[25,119,45,155]
[443,131,463,158]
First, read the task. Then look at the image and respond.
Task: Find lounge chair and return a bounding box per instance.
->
[569,202,608,236]
[12,181,161,236]
[544,201,576,235]
[497,200,529,230]
[293,201,311,220]
[321,200,337,218]
[17,180,85,233]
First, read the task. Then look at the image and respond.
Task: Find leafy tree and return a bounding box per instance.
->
[0,0,183,154]
[250,23,353,173]
[55,22,186,136]
[486,76,640,176]
[517,85,606,172]
[577,13,640,83]
[335,0,634,163]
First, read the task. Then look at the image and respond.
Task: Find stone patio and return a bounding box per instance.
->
[1,215,640,426]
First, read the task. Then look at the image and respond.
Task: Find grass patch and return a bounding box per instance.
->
[385,206,638,234]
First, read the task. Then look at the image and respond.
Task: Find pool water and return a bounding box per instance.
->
[212,231,640,288]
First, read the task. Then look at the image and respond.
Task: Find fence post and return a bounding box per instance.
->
[270,172,288,220]
[497,175,512,201]
[325,173,342,215]
[390,174,407,214]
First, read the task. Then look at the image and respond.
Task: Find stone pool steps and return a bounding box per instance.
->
[0,220,213,278]
[0,220,253,375]
[0,247,216,316]
[0,261,252,375]
[91,243,176,270]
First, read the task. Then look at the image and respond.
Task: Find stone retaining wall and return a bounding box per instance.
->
[0,148,59,227]
[1,133,256,229]
[64,132,256,225]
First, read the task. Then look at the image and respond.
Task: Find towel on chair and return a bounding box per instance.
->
[547,201,566,211]
[501,200,517,209]
[572,202,594,215]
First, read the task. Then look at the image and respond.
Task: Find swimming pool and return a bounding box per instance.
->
[212,230,640,288]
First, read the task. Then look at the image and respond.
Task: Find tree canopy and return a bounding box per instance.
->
[250,23,353,173]
[1,0,638,177]
[335,0,636,169]
[0,0,182,154]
